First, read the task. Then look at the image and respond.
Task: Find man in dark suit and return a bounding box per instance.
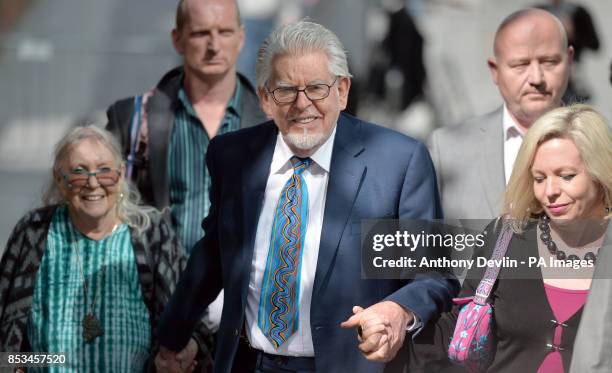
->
[155,20,458,373]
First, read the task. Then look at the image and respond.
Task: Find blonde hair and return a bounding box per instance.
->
[43,125,156,234]
[504,104,612,231]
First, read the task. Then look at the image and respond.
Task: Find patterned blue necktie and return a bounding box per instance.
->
[258,156,311,348]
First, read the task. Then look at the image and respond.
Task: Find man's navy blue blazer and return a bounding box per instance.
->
[158,113,459,373]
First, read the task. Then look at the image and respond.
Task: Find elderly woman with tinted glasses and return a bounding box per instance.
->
[0,126,212,372]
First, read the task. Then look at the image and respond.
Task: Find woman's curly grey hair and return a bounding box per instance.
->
[43,125,156,234]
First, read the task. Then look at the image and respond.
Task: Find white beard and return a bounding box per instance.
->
[283,127,328,151]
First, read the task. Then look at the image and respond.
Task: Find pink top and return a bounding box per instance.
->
[537,284,589,373]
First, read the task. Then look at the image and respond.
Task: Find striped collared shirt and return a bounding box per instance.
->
[168,79,242,252]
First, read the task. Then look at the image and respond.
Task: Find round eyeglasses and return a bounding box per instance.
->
[266,77,338,104]
[61,168,121,189]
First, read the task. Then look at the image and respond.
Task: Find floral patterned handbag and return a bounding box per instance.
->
[448,219,513,373]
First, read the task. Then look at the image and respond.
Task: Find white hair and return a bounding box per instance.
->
[256,20,352,89]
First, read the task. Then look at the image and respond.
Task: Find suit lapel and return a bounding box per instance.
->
[313,114,366,297]
[479,108,506,216]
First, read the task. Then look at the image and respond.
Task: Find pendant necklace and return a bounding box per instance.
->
[71,222,115,343]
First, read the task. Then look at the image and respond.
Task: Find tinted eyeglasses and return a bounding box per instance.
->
[61,167,121,189]
[266,77,338,104]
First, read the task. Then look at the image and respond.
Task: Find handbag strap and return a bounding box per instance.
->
[473,218,513,305]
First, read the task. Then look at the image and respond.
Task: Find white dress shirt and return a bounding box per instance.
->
[502,105,526,185]
[245,127,336,356]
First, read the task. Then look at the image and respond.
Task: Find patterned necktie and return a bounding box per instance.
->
[258,156,312,348]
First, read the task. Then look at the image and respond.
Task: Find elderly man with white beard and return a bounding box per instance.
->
[155,20,458,373]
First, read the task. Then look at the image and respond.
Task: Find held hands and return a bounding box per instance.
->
[154,338,198,373]
[340,301,414,362]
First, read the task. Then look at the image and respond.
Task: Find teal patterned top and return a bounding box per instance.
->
[27,206,151,372]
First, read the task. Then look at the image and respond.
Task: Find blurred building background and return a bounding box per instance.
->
[1,0,610,244]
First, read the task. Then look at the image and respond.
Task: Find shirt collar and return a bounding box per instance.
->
[502,104,525,140]
[270,124,337,175]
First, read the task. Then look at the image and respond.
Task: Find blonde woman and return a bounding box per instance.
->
[412,104,611,372]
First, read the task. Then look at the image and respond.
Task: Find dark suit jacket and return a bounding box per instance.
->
[158,113,459,373]
[105,67,267,209]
